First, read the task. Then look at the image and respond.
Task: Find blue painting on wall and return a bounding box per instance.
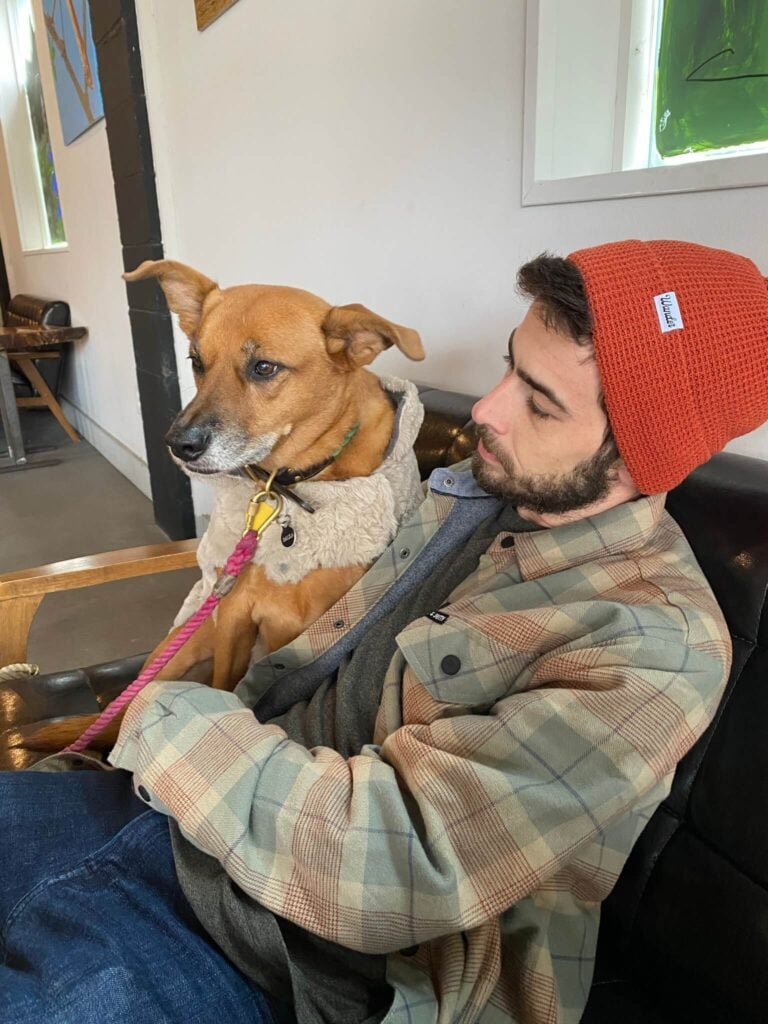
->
[42,0,103,144]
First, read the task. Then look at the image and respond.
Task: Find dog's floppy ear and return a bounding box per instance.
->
[322,303,425,369]
[123,259,219,339]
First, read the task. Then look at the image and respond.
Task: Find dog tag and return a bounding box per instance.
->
[281,525,295,547]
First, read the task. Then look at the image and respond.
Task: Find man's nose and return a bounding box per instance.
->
[472,378,512,435]
[165,421,212,462]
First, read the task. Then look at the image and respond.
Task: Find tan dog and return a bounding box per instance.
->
[24,260,425,752]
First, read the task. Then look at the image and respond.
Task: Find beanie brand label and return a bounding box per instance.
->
[653,291,684,333]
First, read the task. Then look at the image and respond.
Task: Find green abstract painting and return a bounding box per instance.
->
[655,0,768,158]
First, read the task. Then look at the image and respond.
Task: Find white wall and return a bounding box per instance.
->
[135,0,768,493]
[0,0,149,495]
[3,0,764,519]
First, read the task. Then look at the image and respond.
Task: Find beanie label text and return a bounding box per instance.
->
[654,291,684,333]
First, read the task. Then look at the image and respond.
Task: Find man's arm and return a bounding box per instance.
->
[110,633,727,954]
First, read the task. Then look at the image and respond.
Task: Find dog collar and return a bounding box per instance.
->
[246,422,360,512]
[273,422,360,485]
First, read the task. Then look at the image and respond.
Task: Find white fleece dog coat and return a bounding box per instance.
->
[173,377,425,634]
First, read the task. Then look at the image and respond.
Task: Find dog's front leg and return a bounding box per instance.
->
[210,563,369,692]
[209,577,262,691]
[143,616,217,683]
[256,564,369,659]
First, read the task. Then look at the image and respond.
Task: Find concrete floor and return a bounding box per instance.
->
[1,410,198,673]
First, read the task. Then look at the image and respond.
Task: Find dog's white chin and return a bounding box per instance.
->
[169,432,280,477]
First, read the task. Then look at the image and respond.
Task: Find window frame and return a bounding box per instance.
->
[1,0,68,252]
[522,0,768,207]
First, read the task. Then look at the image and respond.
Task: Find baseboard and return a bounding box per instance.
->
[60,398,152,499]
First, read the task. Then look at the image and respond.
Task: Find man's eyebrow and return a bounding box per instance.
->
[508,330,571,416]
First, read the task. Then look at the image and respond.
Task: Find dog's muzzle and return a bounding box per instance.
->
[165,421,212,463]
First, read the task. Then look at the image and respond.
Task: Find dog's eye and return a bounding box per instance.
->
[189,352,204,375]
[250,359,280,380]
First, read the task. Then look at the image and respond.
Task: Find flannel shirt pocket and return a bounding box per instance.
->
[395,613,537,707]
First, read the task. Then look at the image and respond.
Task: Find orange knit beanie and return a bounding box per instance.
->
[568,240,768,494]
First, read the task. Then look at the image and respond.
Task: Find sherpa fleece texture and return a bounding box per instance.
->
[173,377,425,630]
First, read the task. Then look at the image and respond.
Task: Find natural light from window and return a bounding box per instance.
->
[0,0,66,250]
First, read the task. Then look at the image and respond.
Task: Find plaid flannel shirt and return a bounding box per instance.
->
[110,462,731,1024]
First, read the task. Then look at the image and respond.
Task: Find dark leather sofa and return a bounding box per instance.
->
[2,386,766,1023]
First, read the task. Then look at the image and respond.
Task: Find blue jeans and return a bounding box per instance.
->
[0,770,279,1024]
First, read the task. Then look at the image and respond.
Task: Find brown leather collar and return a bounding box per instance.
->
[245,422,360,514]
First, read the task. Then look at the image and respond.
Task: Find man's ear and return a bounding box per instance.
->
[123,259,220,339]
[322,303,425,369]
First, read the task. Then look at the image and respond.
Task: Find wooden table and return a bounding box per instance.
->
[0,325,87,471]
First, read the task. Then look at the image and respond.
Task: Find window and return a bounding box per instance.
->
[0,0,66,249]
[523,0,768,205]
[655,0,768,160]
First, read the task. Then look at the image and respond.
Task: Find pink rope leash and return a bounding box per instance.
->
[63,531,260,754]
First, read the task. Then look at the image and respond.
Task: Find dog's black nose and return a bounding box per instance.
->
[167,424,212,462]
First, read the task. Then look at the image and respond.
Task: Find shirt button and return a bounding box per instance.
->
[137,785,151,803]
[500,535,514,549]
[399,547,411,559]
[443,476,454,488]
[273,663,285,671]
[333,619,345,629]
[441,655,461,676]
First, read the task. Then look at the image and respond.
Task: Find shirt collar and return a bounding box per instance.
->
[513,492,668,580]
[429,461,497,499]
[429,460,668,578]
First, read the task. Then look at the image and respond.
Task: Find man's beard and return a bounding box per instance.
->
[471,425,621,515]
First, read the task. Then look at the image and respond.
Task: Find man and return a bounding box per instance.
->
[2,239,765,1024]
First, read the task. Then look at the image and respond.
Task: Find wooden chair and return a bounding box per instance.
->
[1,295,87,448]
[0,540,200,670]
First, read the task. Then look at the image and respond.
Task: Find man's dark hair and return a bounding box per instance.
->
[517,253,593,344]
[517,253,618,452]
